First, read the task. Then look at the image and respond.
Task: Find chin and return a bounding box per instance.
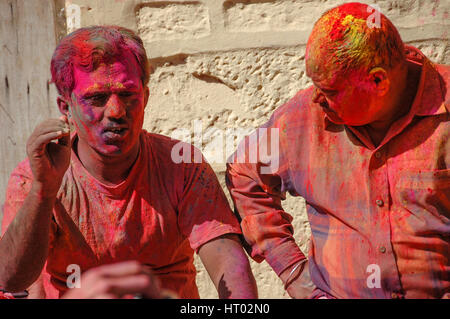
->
[96,144,129,157]
[342,118,371,126]
[335,114,368,126]
[325,114,345,125]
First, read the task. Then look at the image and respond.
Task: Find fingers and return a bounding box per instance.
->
[76,261,163,299]
[30,131,70,156]
[93,274,156,298]
[57,115,71,146]
[87,261,143,278]
[27,118,71,155]
[34,118,70,136]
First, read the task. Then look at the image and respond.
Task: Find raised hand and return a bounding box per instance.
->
[26,115,71,197]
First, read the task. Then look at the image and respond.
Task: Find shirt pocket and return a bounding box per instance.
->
[395,169,450,231]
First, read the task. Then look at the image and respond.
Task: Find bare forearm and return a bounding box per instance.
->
[216,260,258,299]
[0,183,55,291]
[199,234,258,299]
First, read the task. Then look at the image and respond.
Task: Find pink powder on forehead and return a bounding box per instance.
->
[51,26,149,100]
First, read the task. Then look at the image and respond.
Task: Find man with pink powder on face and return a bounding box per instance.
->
[0,26,257,299]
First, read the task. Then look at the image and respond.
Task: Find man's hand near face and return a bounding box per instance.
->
[27,115,71,197]
[0,116,71,292]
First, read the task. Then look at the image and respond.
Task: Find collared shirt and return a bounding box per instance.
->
[2,131,241,298]
[226,46,449,299]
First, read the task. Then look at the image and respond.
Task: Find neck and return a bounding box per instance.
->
[365,102,408,146]
[75,138,140,186]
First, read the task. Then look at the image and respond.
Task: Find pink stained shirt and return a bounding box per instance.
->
[2,130,242,298]
[226,45,450,299]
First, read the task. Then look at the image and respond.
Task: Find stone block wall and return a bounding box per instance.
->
[1,0,448,298]
[0,0,66,229]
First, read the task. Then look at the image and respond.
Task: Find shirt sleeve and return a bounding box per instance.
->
[177,150,242,252]
[225,118,306,277]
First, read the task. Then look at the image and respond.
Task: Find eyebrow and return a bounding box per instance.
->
[320,87,338,93]
[313,81,337,92]
[82,83,140,96]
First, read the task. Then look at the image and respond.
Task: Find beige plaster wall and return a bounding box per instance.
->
[1,0,448,298]
[0,0,66,227]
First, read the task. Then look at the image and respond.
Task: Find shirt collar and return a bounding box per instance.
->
[405,45,448,117]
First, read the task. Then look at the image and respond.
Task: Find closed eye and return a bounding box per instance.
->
[119,91,136,98]
[85,93,108,102]
[321,89,338,97]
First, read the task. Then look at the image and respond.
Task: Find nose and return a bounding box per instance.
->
[312,88,322,103]
[312,88,329,108]
[104,94,126,119]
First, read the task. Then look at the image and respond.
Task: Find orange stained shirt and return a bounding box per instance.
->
[2,131,242,298]
[226,46,449,298]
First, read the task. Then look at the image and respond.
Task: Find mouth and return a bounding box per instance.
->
[318,103,343,122]
[319,100,330,110]
[319,101,338,115]
[102,126,129,140]
[321,107,345,125]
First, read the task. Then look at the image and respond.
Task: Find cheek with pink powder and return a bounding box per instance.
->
[339,83,375,121]
[70,92,102,145]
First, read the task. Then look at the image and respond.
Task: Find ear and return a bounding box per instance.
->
[368,67,389,96]
[57,96,75,126]
[143,86,150,110]
[57,96,70,116]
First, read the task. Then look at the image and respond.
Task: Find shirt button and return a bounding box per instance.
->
[374,152,382,159]
[379,246,386,253]
[376,199,384,207]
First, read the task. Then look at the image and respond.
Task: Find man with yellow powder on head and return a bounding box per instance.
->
[226,2,449,299]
